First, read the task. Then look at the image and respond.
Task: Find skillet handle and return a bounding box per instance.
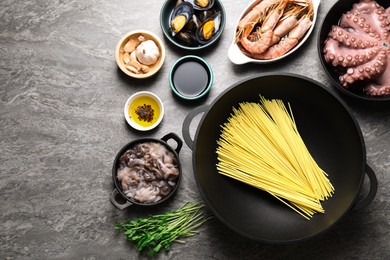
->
[182,105,209,150]
[110,189,133,210]
[161,132,183,154]
[353,164,378,210]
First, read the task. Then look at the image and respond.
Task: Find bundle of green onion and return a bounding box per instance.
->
[114,202,210,256]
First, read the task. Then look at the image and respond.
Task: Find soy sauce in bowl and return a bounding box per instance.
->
[170,55,213,100]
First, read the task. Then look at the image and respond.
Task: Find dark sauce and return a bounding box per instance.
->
[173,61,209,97]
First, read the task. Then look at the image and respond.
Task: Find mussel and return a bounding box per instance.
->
[184,15,200,33]
[196,11,221,44]
[197,9,215,23]
[184,0,215,11]
[175,31,198,46]
[170,2,194,36]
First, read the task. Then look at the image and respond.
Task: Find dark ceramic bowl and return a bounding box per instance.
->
[160,0,226,51]
[318,0,390,102]
[110,133,183,210]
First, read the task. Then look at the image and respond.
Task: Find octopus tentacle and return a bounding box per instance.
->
[339,50,387,87]
[349,1,390,40]
[324,38,380,67]
[365,84,390,96]
[328,25,377,49]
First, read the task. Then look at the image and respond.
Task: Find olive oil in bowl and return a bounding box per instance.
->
[124,91,164,131]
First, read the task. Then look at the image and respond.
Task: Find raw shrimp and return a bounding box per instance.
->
[240,0,289,54]
[269,4,308,45]
[236,0,314,59]
[252,16,313,60]
[235,0,280,43]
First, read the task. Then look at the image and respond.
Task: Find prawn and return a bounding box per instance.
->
[270,4,308,46]
[252,15,313,60]
[240,0,289,55]
[235,0,280,43]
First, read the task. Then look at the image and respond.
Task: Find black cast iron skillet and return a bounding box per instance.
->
[182,74,378,243]
[318,0,390,102]
[110,133,183,210]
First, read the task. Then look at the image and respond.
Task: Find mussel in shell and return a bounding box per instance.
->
[197,9,215,23]
[184,0,215,11]
[170,2,194,36]
[184,15,200,33]
[175,31,198,46]
[196,11,221,44]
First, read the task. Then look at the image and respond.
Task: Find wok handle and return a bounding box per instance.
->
[161,132,183,154]
[110,189,133,210]
[182,105,209,150]
[353,164,378,210]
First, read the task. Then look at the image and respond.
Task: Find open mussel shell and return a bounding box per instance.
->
[185,0,215,11]
[170,2,194,36]
[196,10,221,45]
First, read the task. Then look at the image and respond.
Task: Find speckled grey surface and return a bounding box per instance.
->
[0,0,389,259]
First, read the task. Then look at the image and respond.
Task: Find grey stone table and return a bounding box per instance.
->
[1,0,389,259]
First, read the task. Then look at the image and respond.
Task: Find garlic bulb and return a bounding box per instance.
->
[136,40,160,66]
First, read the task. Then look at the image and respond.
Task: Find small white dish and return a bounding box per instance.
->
[124,91,164,131]
[228,0,321,65]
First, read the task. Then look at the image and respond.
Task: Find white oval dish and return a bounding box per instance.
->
[124,91,164,131]
[228,0,321,65]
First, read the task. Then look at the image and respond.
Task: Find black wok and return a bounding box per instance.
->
[182,74,377,243]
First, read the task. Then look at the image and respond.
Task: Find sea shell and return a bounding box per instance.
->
[184,0,215,11]
[170,2,194,36]
[196,11,221,44]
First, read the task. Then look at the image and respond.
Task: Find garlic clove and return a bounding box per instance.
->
[123,38,140,53]
[128,60,142,71]
[123,52,131,64]
[141,65,150,73]
[129,50,137,62]
[126,65,140,74]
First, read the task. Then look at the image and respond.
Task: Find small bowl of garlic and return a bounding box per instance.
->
[116,30,166,79]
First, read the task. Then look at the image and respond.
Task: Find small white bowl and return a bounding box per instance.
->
[124,91,164,131]
[228,0,321,65]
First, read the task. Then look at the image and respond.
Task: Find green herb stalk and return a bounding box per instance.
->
[114,202,210,256]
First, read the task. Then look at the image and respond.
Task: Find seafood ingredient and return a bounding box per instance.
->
[175,31,198,46]
[196,11,222,43]
[236,0,314,59]
[117,142,179,203]
[253,15,312,59]
[196,0,209,8]
[114,202,210,256]
[136,40,160,65]
[171,15,187,33]
[323,0,390,96]
[170,2,194,35]
[169,0,222,47]
[185,0,214,10]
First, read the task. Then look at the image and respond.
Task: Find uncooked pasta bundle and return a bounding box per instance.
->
[216,96,334,220]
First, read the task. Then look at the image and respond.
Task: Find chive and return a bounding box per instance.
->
[114,202,210,256]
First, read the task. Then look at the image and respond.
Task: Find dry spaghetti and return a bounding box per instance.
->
[216,96,334,219]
